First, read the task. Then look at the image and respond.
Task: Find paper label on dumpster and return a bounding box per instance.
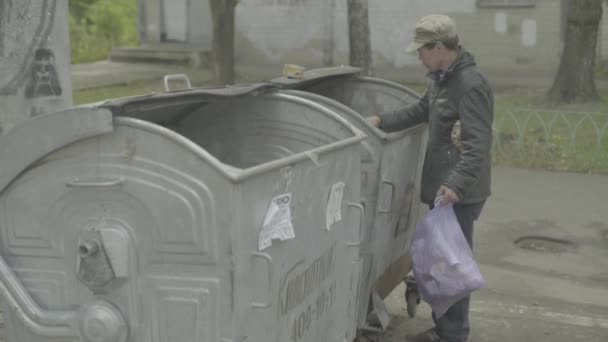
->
[258,193,295,251]
[326,182,345,231]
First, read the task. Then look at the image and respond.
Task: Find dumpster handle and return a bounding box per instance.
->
[250,252,273,309]
[0,252,80,337]
[163,74,192,92]
[378,180,396,215]
[347,202,365,247]
[0,252,130,340]
[66,177,124,188]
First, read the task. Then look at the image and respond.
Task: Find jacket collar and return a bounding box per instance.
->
[426,47,476,84]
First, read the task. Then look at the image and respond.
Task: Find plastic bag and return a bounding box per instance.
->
[409,202,485,318]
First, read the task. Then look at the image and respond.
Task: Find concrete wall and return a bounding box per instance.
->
[138,0,608,79]
[233,0,567,74]
[189,0,213,48]
[0,0,73,134]
[599,2,608,61]
[454,0,564,73]
[234,0,477,68]
[140,0,162,43]
[139,0,212,48]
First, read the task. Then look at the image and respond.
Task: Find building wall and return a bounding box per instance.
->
[189,0,213,48]
[452,0,563,73]
[599,2,608,61]
[140,0,212,46]
[140,0,162,42]
[234,0,566,73]
[0,0,73,133]
[139,0,608,79]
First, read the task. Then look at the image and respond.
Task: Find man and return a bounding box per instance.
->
[367,14,494,342]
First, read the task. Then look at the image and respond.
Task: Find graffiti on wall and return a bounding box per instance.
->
[25,48,63,98]
[0,0,59,96]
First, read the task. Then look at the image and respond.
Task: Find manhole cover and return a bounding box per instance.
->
[514,236,577,253]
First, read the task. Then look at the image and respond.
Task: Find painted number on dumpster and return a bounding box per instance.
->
[277,244,337,342]
[290,281,336,342]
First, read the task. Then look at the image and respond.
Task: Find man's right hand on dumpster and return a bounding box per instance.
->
[367,115,382,127]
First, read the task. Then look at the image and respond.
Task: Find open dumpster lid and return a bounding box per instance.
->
[101,83,278,107]
[96,83,279,125]
[82,82,367,182]
[271,66,361,89]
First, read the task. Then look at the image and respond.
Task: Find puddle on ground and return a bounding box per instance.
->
[514,235,577,253]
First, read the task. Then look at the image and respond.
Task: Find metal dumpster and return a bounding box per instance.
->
[272,67,427,328]
[0,84,367,342]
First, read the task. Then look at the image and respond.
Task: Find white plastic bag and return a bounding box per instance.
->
[409,201,485,318]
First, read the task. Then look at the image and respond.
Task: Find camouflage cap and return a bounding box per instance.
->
[405,14,457,54]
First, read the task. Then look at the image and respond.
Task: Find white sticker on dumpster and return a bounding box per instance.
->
[326,182,345,231]
[259,193,295,250]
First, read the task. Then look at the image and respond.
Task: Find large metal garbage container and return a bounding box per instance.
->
[272,67,427,328]
[0,84,366,342]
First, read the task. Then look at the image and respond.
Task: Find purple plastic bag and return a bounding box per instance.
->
[409,202,485,318]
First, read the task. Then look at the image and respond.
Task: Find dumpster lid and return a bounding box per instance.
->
[271,66,361,89]
[94,83,368,183]
[101,83,278,108]
[98,83,279,124]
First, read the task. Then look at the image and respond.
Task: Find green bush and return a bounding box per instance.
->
[69,0,137,63]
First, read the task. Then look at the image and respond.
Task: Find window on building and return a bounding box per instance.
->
[477,0,536,8]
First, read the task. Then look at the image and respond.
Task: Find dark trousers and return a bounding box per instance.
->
[429,201,485,342]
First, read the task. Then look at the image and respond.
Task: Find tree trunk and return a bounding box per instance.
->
[347,0,372,76]
[322,0,335,66]
[547,0,602,104]
[209,0,236,85]
[0,0,12,57]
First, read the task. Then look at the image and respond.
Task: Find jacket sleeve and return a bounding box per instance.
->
[443,85,494,199]
[378,90,430,132]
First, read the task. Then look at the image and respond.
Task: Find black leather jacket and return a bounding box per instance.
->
[380,48,494,204]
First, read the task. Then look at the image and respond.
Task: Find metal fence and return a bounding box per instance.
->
[492,107,608,172]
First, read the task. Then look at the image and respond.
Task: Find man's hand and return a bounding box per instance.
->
[436,185,460,206]
[366,115,382,128]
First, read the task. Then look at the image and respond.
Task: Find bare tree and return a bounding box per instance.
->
[547,0,602,104]
[0,0,13,57]
[322,0,336,66]
[347,0,372,76]
[209,0,238,85]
